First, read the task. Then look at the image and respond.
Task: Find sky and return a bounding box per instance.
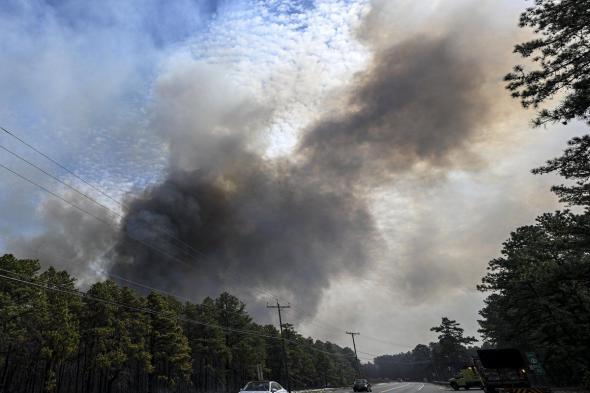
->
[0,0,586,359]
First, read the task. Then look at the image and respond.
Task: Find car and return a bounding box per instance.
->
[240,381,288,393]
[353,379,372,392]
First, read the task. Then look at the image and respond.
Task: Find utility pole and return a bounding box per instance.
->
[346,331,361,376]
[267,301,291,393]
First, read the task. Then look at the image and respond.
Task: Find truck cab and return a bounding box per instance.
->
[449,367,483,390]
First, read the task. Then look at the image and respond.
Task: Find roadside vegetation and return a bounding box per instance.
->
[0,254,358,393]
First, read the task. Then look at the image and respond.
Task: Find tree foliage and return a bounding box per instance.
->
[429,318,476,375]
[505,0,590,126]
[478,211,590,385]
[533,135,590,206]
[487,1,590,387]
[0,254,359,393]
[362,326,480,382]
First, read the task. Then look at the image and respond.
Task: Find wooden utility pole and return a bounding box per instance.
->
[346,331,361,375]
[267,301,291,392]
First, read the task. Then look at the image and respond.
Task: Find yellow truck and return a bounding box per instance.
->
[449,367,483,390]
[449,349,549,393]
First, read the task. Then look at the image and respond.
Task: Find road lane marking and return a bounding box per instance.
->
[417,385,424,391]
[380,384,411,393]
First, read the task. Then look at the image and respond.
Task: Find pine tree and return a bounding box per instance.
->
[147,292,191,393]
[37,267,80,393]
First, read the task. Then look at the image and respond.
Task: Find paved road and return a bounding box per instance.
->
[327,382,460,393]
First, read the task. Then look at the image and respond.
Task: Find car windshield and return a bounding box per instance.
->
[243,382,270,391]
[355,380,367,384]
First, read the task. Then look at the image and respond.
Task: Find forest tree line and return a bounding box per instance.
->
[0,253,359,393]
[362,317,482,382]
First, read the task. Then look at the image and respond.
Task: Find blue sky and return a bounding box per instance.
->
[0,0,367,199]
[0,0,586,354]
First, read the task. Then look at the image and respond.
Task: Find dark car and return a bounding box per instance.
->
[353,379,372,392]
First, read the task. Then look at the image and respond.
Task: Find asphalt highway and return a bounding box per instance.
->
[328,382,459,393]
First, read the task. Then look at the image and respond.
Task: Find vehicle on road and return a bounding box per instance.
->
[353,379,372,392]
[449,367,482,390]
[473,348,548,393]
[241,381,288,393]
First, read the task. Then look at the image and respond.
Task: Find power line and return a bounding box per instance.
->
[254,285,406,354]
[99,270,197,304]
[0,140,208,263]
[360,334,408,349]
[0,164,294,337]
[1,125,404,354]
[0,268,369,362]
[0,142,370,350]
[0,143,121,218]
[0,271,282,340]
[0,162,194,269]
[0,131,290,306]
[0,127,312,309]
[357,350,381,357]
[1,125,121,206]
[0,137,346,346]
[7,240,204,306]
[1,127,322,331]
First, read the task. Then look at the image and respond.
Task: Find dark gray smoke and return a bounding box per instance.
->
[112,146,375,316]
[299,35,489,186]
[110,32,493,317]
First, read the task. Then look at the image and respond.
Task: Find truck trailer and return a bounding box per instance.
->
[473,348,548,393]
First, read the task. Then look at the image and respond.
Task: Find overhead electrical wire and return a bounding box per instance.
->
[0,130,283,303]
[0,128,289,302]
[1,126,121,206]
[0,143,124,219]
[0,153,389,360]
[0,162,194,269]
[0,127,305,294]
[0,130,392,358]
[0,270,373,361]
[0,124,400,355]
[0,270,282,340]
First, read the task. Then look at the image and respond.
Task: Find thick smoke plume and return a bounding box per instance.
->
[113,147,375,315]
[110,28,494,316]
[300,35,489,185]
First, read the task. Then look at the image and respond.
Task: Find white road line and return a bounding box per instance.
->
[380,384,411,393]
[417,385,424,391]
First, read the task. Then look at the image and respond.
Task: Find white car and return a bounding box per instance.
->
[241,381,288,393]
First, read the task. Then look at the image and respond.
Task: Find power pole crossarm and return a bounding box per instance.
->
[267,301,291,393]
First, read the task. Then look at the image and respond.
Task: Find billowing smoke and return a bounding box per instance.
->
[300,35,489,186]
[5,0,512,321]
[113,150,375,315]
[109,29,494,316]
